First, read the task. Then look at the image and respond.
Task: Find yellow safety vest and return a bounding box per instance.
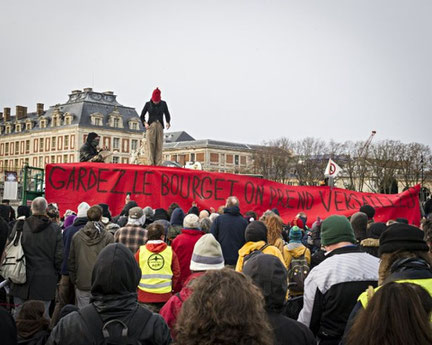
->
[358,278,432,310]
[138,245,173,294]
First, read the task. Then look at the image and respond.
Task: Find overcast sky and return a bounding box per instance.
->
[1,1,431,147]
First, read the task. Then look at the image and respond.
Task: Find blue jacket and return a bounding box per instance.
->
[210,206,247,266]
[61,217,87,275]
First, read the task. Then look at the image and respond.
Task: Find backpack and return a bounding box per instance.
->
[243,244,269,269]
[79,304,153,345]
[0,220,26,284]
[287,251,309,293]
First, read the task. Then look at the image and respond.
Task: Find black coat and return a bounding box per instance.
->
[210,206,247,265]
[47,243,171,345]
[268,311,316,345]
[79,142,99,162]
[140,100,171,129]
[10,216,63,301]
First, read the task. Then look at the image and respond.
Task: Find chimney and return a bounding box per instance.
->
[16,105,27,120]
[83,87,93,92]
[0,112,3,122]
[71,90,81,94]
[4,107,11,122]
[37,103,44,116]
[103,91,114,95]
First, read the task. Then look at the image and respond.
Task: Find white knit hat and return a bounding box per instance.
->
[77,202,90,218]
[183,214,200,229]
[190,234,225,271]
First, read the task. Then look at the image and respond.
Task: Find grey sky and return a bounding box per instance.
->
[1,0,431,146]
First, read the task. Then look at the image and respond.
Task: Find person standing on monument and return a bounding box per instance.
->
[140,88,171,166]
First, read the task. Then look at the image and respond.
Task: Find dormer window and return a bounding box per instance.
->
[40,118,47,128]
[15,123,22,133]
[51,108,63,127]
[128,119,140,130]
[25,121,32,131]
[108,108,123,128]
[64,112,73,125]
[90,112,104,126]
[5,125,11,134]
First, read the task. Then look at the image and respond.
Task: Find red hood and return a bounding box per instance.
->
[181,229,205,236]
[180,272,204,300]
[145,242,168,253]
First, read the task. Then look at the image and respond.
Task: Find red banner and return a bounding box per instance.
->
[45,163,421,226]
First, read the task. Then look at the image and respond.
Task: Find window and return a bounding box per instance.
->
[25,158,29,165]
[64,135,69,149]
[40,138,44,152]
[112,156,119,164]
[51,156,55,163]
[25,140,30,153]
[15,124,21,132]
[210,153,219,163]
[63,155,68,163]
[191,153,195,162]
[196,153,205,162]
[52,137,56,150]
[131,140,138,151]
[226,154,233,164]
[15,142,19,155]
[26,122,31,130]
[39,156,43,167]
[5,143,9,155]
[40,119,47,128]
[113,138,120,149]
[235,155,239,165]
[113,118,120,128]
[240,156,246,165]
[5,125,11,134]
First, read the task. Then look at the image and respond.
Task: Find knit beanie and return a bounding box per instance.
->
[98,203,112,221]
[151,88,161,103]
[17,205,31,218]
[350,212,368,241]
[77,202,90,218]
[87,132,99,143]
[183,214,200,229]
[190,234,225,271]
[153,208,169,221]
[379,223,429,256]
[359,205,375,219]
[321,215,356,246]
[245,221,267,243]
[289,226,303,243]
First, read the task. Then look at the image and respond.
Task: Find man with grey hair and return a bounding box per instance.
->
[10,197,63,318]
[210,195,247,266]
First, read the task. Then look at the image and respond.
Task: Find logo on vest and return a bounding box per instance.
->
[147,254,165,271]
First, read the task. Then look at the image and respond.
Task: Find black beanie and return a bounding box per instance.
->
[367,222,387,239]
[17,205,31,218]
[379,223,429,256]
[359,205,375,219]
[98,203,112,221]
[245,221,267,243]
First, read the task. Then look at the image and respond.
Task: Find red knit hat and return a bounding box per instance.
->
[151,88,161,103]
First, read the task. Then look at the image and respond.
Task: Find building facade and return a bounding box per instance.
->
[0,88,144,172]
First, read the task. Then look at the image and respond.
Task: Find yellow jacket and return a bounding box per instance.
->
[285,244,311,269]
[235,241,287,272]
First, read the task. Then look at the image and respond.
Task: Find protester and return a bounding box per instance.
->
[8,205,31,235]
[245,210,258,223]
[174,268,274,345]
[423,219,432,253]
[264,214,289,264]
[359,222,386,257]
[359,205,375,228]
[79,132,104,162]
[10,197,63,318]
[310,218,326,268]
[243,254,316,345]
[98,203,120,235]
[134,223,180,312]
[154,208,170,222]
[346,282,432,345]
[46,203,60,225]
[345,223,432,334]
[286,226,311,296]
[210,196,248,266]
[62,214,76,230]
[0,305,17,345]
[199,210,209,219]
[68,205,114,308]
[167,202,180,219]
[298,215,379,345]
[140,87,171,166]
[160,233,224,334]
[171,214,205,290]
[235,221,286,272]
[1,199,15,223]
[350,212,368,243]
[169,207,184,241]
[114,206,147,254]
[143,206,155,226]
[114,200,138,226]
[51,202,89,325]
[47,243,171,345]
[16,300,50,345]
[199,217,212,233]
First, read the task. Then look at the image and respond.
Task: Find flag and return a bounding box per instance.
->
[324,159,342,178]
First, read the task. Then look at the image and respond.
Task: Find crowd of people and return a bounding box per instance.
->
[0,195,431,344]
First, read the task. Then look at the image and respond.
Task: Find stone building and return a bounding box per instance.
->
[0,88,143,172]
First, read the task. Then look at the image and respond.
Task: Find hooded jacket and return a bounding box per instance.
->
[47,243,171,345]
[171,228,205,291]
[243,254,316,345]
[10,215,63,301]
[285,243,312,269]
[235,241,286,272]
[210,206,248,265]
[140,100,171,129]
[68,221,114,291]
[79,134,100,162]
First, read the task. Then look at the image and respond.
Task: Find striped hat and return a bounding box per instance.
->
[190,234,225,271]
